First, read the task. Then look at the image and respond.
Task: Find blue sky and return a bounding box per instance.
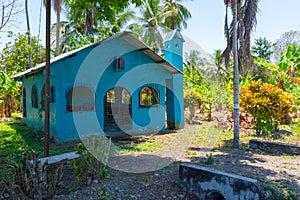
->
[182,0,300,54]
[1,0,300,55]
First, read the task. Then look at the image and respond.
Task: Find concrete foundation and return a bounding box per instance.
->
[250,139,300,155]
[179,163,263,200]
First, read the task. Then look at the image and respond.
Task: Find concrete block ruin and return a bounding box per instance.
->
[179,163,263,200]
[250,139,300,155]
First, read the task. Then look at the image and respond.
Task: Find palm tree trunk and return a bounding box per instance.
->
[233,0,240,148]
[55,8,60,56]
[25,0,32,68]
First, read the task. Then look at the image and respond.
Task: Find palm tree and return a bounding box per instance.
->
[232,0,240,149]
[129,0,191,52]
[54,0,66,56]
[69,7,98,37]
[110,9,136,35]
[129,0,167,53]
[25,0,32,68]
[58,8,135,53]
[161,0,191,30]
[221,0,260,77]
[222,0,259,148]
[185,50,201,68]
[44,0,66,56]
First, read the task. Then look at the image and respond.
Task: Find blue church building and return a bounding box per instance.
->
[14,30,184,142]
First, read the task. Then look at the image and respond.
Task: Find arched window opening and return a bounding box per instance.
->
[23,88,26,118]
[31,85,38,108]
[115,57,125,71]
[206,191,225,200]
[66,86,95,112]
[41,85,45,109]
[106,88,115,103]
[50,86,55,103]
[140,86,159,107]
[41,85,55,109]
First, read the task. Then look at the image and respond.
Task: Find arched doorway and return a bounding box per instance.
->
[205,191,225,200]
[104,87,132,132]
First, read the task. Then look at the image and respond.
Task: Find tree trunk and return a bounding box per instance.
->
[25,0,32,68]
[232,0,240,148]
[4,94,12,118]
[55,7,60,56]
[0,102,4,118]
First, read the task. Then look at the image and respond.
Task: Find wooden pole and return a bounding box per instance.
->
[44,0,51,157]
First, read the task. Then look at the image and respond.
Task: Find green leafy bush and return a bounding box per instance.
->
[205,153,214,165]
[184,89,202,121]
[73,136,111,185]
[240,81,294,135]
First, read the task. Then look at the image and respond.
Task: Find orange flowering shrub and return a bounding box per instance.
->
[240,81,294,134]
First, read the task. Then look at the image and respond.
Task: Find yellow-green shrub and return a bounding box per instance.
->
[240,81,294,135]
[184,89,202,121]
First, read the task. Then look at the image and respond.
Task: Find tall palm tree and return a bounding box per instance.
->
[70,8,98,37]
[221,0,259,77]
[58,8,135,53]
[232,0,240,149]
[161,0,191,30]
[129,0,166,53]
[25,0,32,68]
[44,0,66,56]
[110,9,136,35]
[53,0,66,56]
[129,0,191,52]
[222,0,259,148]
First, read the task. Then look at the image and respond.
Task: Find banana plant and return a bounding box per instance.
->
[253,44,300,91]
[0,71,20,118]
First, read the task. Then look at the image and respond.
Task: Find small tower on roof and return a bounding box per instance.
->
[164,29,185,72]
[164,29,184,129]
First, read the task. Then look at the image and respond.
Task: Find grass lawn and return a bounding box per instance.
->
[215,121,300,150]
[113,120,300,154]
[0,113,76,158]
[1,113,299,157]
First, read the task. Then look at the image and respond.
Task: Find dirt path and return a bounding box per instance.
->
[54,124,300,200]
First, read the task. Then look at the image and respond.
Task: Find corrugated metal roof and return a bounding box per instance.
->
[13,31,181,79]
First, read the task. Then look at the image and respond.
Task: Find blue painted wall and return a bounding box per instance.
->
[22,73,56,138]
[164,29,185,129]
[21,36,175,142]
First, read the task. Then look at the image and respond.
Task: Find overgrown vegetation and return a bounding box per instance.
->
[0,117,113,198]
[0,151,64,199]
[73,136,111,185]
[265,181,298,200]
